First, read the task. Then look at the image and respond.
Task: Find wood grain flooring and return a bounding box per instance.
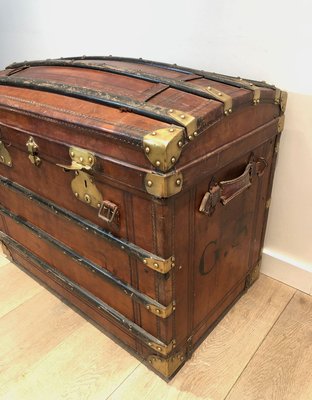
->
[0,253,311,400]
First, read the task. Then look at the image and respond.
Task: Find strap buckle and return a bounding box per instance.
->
[98,200,119,223]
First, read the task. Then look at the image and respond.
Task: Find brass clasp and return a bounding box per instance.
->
[26,136,41,166]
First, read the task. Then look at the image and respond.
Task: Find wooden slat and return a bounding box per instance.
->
[0,262,43,318]
[226,291,312,400]
[0,288,86,396]
[1,323,139,400]
[108,275,295,400]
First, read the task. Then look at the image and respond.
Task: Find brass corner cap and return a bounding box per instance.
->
[148,339,176,356]
[145,171,183,198]
[143,127,184,172]
[146,301,176,319]
[143,256,175,274]
[147,352,185,378]
[280,91,287,113]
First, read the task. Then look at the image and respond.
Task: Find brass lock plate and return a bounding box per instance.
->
[26,136,41,166]
[71,171,103,209]
[0,140,12,167]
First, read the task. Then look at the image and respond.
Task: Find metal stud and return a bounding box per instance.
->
[193,131,198,137]
[207,86,211,90]
[169,109,173,113]
[74,192,79,198]
[188,135,194,140]
[97,203,101,208]
[178,140,183,147]
[145,146,150,154]
[156,309,160,314]
[88,156,93,163]
[169,128,174,132]
[155,160,161,167]
[218,92,222,96]
[0,156,4,162]
[70,151,75,157]
[229,109,232,113]
[151,132,157,136]
[153,262,159,269]
[176,179,181,186]
[79,156,84,162]
[180,114,185,119]
[147,180,153,187]
[171,157,176,164]
[146,305,150,310]
[143,259,147,264]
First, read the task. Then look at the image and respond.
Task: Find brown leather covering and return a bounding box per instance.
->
[0,57,285,379]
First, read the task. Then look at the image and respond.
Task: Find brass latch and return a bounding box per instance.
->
[57,146,119,224]
[0,140,12,167]
[26,136,41,166]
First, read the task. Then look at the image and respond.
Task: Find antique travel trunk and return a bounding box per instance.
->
[0,56,286,379]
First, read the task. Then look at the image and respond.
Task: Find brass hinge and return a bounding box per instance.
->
[205,85,233,115]
[167,109,197,139]
[145,171,183,198]
[146,301,176,319]
[26,136,41,166]
[277,115,285,133]
[147,352,185,378]
[143,256,175,274]
[0,140,12,167]
[143,127,184,172]
[148,339,176,356]
[57,146,95,171]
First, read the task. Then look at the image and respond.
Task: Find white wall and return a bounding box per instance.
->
[0,0,311,291]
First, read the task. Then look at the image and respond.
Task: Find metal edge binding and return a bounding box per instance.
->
[6,59,233,115]
[143,127,184,172]
[0,176,175,275]
[145,171,183,198]
[0,140,12,167]
[0,232,176,357]
[0,204,175,318]
[147,352,185,378]
[280,91,288,113]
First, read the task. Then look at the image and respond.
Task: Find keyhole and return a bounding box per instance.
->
[84,179,88,189]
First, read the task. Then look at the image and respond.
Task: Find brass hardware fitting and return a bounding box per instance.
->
[144,171,183,198]
[233,78,261,104]
[277,115,285,133]
[167,109,197,137]
[145,301,176,318]
[147,352,185,378]
[274,88,281,105]
[143,127,184,172]
[266,198,271,209]
[26,136,41,166]
[205,86,233,115]
[280,91,288,113]
[71,171,103,209]
[148,339,176,356]
[57,146,95,171]
[143,256,175,274]
[0,140,12,167]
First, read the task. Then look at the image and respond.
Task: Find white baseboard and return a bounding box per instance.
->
[261,249,312,295]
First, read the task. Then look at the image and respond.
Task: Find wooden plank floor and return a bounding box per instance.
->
[0,250,311,400]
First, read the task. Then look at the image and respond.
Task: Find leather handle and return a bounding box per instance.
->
[199,157,267,216]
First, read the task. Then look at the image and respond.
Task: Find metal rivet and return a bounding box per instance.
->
[172,257,175,262]
[169,109,173,113]
[188,135,194,140]
[88,156,93,163]
[97,203,101,208]
[180,114,185,119]
[171,157,176,163]
[171,263,175,267]
[157,347,161,351]
[250,83,253,86]
[155,160,161,167]
[148,342,152,346]
[70,151,75,157]
[229,108,232,113]
[169,128,174,132]
[180,356,184,361]
[218,92,222,96]
[207,86,211,90]
[178,265,182,270]
[176,179,181,186]
[153,262,159,268]
[156,309,160,314]
[143,259,147,264]
[149,360,153,364]
[151,131,157,136]
[0,156,4,162]
[79,156,84,162]
[178,140,183,147]
[173,343,176,348]
[257,99,260,103]
[74,192,79,198]
[146,305,150,310]
[172,306,176,311]
[224,111,228,115]
[84,194,91,203]
[0,141,2,145]
[193,131,198,137]
[145,146,150,154]
[147,180,153,187]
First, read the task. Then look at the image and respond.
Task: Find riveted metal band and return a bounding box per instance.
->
[143,127,184,172]
[143,256,175,274]
[205,85,233,115]
[145,171,183,198]
[147,352,185,378]
[145,301,176,319]
[167,109,197,137]
[148,339,176,356]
